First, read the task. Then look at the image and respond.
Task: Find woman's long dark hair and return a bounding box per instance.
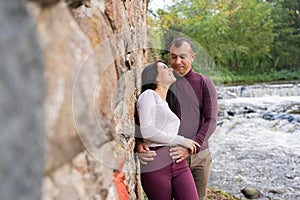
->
[141,61,160,93]
[167,85,180,118]
[134,61,180,146]
[135,61,159,131]
[135,60,178,120]
[140,60,179,114]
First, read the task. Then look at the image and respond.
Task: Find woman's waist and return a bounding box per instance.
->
[149,146,165,151]
[140,146,173,172]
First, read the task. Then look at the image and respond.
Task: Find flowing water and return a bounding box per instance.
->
[209,82,300,200]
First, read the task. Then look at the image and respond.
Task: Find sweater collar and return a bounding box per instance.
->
[184,69,194,79]
[175,68,195,80]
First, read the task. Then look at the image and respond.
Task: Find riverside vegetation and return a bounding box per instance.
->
[147,0,300,86]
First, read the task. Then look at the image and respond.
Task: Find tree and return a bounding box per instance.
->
[153,0,274,71]
[268,0,300,70]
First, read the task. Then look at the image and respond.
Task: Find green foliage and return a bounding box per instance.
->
[147,0,300,84]
[267,0,300,71]
[214,67,300,85]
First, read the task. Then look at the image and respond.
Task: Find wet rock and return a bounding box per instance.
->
[241,187,262,199]
[243,106,255,114]
[240,86,250,97]
[285,174,296,179]
[225,90,238,99]
[268,188,284,194]
[262,112,300,123]
[227,110,236,117]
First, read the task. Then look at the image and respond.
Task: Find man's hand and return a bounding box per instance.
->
[169,146,190,163]
[136,142,156,165]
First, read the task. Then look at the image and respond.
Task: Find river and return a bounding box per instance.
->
[209,82,300,200]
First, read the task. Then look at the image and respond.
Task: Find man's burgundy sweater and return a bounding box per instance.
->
[172,69,218,152]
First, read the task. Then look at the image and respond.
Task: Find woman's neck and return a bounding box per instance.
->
[155,85,169,101]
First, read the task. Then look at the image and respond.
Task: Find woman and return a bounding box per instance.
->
[136,61,199,200]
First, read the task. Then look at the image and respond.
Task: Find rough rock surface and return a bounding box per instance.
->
[28,0,147,199]
[0,0,45,199]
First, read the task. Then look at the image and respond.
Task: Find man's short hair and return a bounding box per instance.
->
[172,37,195,52]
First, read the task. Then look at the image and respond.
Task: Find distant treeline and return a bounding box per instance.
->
[147,0,300,84]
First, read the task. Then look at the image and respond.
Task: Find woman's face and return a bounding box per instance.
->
[156,62,176,86]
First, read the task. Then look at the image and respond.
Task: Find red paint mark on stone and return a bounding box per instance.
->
[113,161,129,200]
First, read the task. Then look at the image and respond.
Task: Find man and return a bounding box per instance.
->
[136,37,218,200]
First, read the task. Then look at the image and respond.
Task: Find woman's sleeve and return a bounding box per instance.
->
[137,91,190,146]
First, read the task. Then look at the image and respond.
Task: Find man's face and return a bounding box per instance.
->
[169,42,195,76]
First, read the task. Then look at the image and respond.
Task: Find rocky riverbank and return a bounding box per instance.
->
[209,84,300,200]
[207,188,241,200]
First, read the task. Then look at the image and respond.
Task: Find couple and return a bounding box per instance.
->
[135,37,218,200]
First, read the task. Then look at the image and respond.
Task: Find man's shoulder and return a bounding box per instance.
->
[193,70,214,83]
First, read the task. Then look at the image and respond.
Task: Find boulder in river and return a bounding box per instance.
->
[241,187,262,199]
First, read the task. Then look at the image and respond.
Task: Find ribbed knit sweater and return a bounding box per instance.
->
[171,69,218,152]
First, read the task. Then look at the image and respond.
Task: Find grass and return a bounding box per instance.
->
[209,68,300,85]
[207,187,241,200]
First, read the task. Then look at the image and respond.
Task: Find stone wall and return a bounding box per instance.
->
[0,0,148,199]
[0,1,45,199]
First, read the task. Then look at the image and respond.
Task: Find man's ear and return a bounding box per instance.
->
[191,52,196,63]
